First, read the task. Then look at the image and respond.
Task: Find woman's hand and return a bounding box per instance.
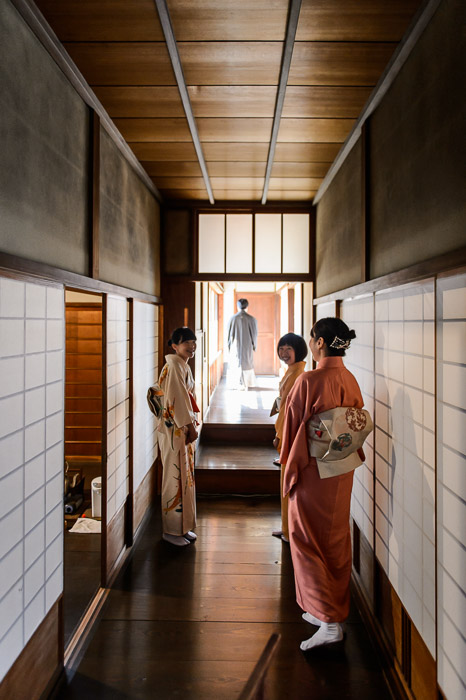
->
[273,436,279,449]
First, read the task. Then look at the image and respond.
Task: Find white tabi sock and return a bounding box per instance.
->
[300,622,343,651]
[302,611,322,626]
[162,533,190,546]
[184,531,197,541]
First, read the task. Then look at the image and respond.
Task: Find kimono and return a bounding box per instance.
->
[157,354,197,536]
[274,360,306,540]
[227,310,258,387]
[279,356,363,622]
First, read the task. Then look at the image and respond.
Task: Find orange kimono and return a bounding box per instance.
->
[279,357,363,623]
[274,361,306,539]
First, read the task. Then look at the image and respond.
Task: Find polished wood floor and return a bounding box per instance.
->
[204,375,278,425]
[58,497,390,700]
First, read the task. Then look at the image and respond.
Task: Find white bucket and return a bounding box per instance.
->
[91,476,102,518]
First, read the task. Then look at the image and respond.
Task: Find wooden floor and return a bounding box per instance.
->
[58,497,390,700]
[204,375,278,425]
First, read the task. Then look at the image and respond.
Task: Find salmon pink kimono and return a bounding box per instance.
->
[279,356,363,623]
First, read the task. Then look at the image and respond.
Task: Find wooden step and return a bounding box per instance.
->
[195,443,280,495]
[200,422,275,445]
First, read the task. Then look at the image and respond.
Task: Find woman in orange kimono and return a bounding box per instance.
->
[280,317,363,650]
[156,327,199,547]
[271,333,308,543]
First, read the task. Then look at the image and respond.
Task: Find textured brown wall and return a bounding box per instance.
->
[162,208,192,275]
[315,138,363,297]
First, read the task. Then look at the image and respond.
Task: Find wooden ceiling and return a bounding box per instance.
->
[35,0,421,204]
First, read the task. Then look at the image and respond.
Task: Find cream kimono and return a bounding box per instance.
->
[157,354,197,536]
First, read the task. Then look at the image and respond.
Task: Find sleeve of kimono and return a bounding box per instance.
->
[274,367,293,441]
[227,316,234,350]
[250,316,258,351]
[279,374,320,495]
[165,361,195,429]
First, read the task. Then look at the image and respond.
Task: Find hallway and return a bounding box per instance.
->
[58,497,390,700]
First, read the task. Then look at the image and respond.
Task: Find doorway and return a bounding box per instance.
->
[63,289,103,646]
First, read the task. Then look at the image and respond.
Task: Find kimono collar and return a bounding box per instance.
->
[286,360,306,372]
[316,356,345,369]
[165,353,188,366]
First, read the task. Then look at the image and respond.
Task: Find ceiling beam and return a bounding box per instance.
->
[154,0,215,205]
[261,0,302,205]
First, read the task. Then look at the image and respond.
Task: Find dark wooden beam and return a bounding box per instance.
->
[261,0,302,204]
[154,0,214,204]
[89,109,100,279]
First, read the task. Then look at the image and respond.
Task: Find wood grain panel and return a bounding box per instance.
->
[66,398,102,413]
[65,427,102,442]
[35,0,164,41]
[66,324,102,340]
[189,86,277,117]
[179,42,282,85]
[210,177,265,190]
[0,599,62,700]
[278,118,354,143]
[207,162,267,177]
[268,177,323,190]
[267,191,317,201]
[271,162,329,177]
[274,142,341,162]
[113,118,191,142]
[296,0,420,42]
[66,412,102,427]
[203,143,269,161]
[66,308,103,324]
[155,177,210,189]
[411,623,436,700]
[170,0,289,41]
[93,86,184,118]
[66,354,103,370]
[158,189,214,201]
[197,118,273,142]
[141,161,203,177]
[131,142,198,161]
[289,42,397,86]
[282,86,372,118]
[66,368,102,383]
[63,43,175,86]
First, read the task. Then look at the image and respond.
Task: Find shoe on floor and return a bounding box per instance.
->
[184,531,197,541]
[162,533,190,546]
[281,534,289,543]
[273,459,281,466]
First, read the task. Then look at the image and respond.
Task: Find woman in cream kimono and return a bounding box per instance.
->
[153,327,199,547]
[271,333,308,543]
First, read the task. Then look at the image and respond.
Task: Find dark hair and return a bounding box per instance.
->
[310,317,356,356]
[237,298,249,309]
[277,333,308,363]
[168,327,196,347]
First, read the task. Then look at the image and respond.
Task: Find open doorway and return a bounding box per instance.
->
[63,289,103,646]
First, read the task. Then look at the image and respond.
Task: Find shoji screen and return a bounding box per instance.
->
[132,301,158,492]
[106,295,129,525]
[436,272,466,698]
[341,296,375,546]
[0,278,64,681]
[374,281,436,655]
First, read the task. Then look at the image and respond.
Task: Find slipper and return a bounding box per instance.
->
[162,533,190,546]
[184,531,197,541]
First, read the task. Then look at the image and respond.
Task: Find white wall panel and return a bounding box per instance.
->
[106,295,129,524]
[132,302,158,492]
[0,277,64,682]
[436,272,466,698]
[374,281,436,656]
[341,295,375,546]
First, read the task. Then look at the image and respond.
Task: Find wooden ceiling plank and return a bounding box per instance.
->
[289,42,398,86]
[131,142,199,160]
[179,42,283,85]
[189,86,277,117]
[207,162,267,177]
[295,0,421,42]
[63,42,176,85]
[113,118,192,142]
[274,142,341,162]
[271,162,329,177]
[34,0,164,41]
[262,0,302,204]
[154,0,214,203]
[203,143,270,161]
[278,118,354,143]
[282,86,372,118]
[141,161,203,176]
[197,118,274,142]
[268,177,323,189]
[92,86,185,118]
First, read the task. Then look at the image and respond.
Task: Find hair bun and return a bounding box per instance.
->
[348,329,356,340]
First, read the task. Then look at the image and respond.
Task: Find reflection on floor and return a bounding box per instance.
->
[59,498,390,700]
[204,374,278,425]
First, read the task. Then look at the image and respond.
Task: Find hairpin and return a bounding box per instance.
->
[329,335,351,349]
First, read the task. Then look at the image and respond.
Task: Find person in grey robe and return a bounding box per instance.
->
[227,298,258,389]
